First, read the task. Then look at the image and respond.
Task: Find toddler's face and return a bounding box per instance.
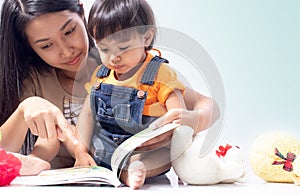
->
[96,29,153,79]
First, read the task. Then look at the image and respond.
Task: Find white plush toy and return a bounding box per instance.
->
[170,126,246,185]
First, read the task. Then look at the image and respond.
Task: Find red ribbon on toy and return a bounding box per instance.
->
[272,148,296,172]
[216,144,232,157]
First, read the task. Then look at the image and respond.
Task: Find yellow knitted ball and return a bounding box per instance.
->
[250,131,300,183]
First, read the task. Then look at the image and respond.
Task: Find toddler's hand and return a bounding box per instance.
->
[74,153,97,167]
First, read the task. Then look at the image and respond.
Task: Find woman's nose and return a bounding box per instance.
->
[59,42,74,57]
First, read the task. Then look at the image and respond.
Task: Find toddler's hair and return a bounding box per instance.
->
[88,0,156,50]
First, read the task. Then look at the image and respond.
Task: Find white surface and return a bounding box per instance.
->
[2,174,300,195]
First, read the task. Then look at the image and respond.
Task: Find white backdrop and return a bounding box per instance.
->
[1,0,299,182]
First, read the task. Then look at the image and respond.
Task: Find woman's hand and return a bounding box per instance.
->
[19,96,73,141]
[150,108,200,131]
[136,109,198,151]
[136,130,174,151]
[137,88,220,152]
[136,109,194,151]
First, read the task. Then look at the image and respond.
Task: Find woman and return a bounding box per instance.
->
[0,0,99,169]
[0,0,219,172]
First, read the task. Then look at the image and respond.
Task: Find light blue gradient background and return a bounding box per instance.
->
[147,0,300,140]
[145,0,300,180]
[144,0,300,181]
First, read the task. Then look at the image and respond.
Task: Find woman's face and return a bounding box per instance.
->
[25,11,89,75]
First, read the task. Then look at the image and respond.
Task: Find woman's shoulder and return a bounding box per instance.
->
[27,67,57,84]
[21,68,58,99]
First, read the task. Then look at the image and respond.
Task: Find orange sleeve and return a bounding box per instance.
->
[155,63,185,105]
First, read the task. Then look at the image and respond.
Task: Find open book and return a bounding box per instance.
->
[11,122,180,187]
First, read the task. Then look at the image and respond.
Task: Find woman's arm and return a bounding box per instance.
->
[165,89,187,110]
[29,137,60,162]
[138,87,220,150]
[61,96,96,167]
[150,87,219,133]
[177,86,220,133]
[0,105,29,152]
[137,89,186,150]
[0,96,75,152]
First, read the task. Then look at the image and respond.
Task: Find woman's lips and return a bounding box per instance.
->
[66,53,81,65]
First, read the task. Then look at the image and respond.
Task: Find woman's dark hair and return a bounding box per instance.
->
[0,0,95,125]
[88,0,156,50]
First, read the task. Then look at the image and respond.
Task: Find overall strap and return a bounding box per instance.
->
[96,65,110,78]
[95,56,168,84]
[140,56,169,86]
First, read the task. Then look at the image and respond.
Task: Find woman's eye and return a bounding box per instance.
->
[41,43,52,49]
[65,26,76,36]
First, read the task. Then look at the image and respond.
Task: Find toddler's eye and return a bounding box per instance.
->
[119,46,129,51]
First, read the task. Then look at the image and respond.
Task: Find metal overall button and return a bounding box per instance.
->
[93,81,101,89]
[137,90,145,98]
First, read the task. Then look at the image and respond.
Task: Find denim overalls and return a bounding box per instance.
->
[90,56,168,170]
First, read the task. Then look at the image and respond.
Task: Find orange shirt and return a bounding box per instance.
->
[85,52,185,117]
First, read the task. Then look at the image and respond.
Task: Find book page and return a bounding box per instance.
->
[111,122,180,176]
[11,166,122,187]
